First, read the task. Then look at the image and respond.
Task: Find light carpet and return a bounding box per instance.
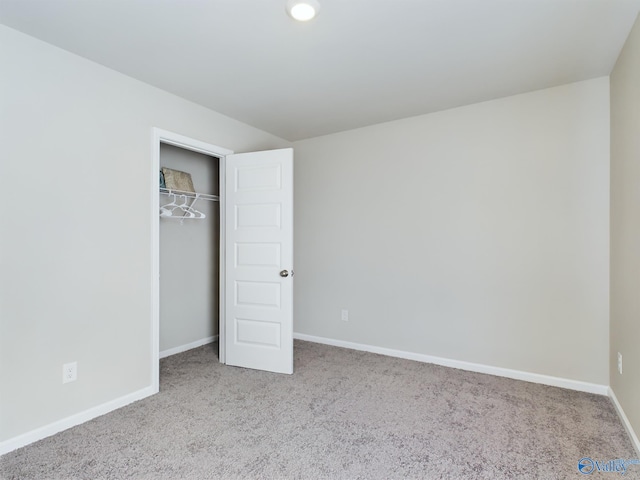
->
[1,340,638,479]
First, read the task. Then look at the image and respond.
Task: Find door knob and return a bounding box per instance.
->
[280,270,289,277]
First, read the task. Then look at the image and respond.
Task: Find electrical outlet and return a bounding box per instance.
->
[617,352,623,375]
[341,309,349,322]
[63,362,77,384]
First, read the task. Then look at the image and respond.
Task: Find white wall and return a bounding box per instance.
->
[0,25,290,445]
[611,13,640,447]
[0,20,614,451]
[293,78,610,385]
[159,144,219,352]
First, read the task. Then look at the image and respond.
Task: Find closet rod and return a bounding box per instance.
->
[160,187,219,202]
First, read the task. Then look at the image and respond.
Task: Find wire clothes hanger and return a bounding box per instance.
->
[160,192,206,221]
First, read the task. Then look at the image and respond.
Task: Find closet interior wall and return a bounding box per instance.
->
[159,143,219,354]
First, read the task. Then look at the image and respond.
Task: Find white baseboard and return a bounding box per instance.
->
[293,333,609,396]
[159,335,218,359]
[0,333,612,457]
[609,387,640,457]
[0,385,156,456]
[1,336,218,456]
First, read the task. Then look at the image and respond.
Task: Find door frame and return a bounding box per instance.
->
[151,128,233,393]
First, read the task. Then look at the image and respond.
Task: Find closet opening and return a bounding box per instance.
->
[158,144,220,364]
[151,128,234,393]
[151,128,294,384]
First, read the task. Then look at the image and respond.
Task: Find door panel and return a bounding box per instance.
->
[235,243,281,267]
[235,281,281,308]
[235,318,281,347]
[225,148,293,374]
[236,204,281,228]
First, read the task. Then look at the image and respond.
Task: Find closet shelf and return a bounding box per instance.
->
[160,187,219,202]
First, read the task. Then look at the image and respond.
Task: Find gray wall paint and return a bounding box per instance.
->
[293,78,610,385]
[611,13,640,444]
[0,25,290,443]
[159,144,219,352]
[0,20,622,450]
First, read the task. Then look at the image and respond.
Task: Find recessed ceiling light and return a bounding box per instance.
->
[286,0,320,21]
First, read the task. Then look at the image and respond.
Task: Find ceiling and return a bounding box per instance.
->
[1,0,639,141]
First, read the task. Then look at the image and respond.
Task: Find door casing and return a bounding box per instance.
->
[151,128,233,393]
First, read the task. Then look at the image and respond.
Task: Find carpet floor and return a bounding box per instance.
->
[1,340,638,479]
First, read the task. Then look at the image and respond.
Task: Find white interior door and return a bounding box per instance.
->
[224,148,293,374]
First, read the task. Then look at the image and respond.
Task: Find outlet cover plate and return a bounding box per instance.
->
[63,362,77,384]
[617,352,623,375]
